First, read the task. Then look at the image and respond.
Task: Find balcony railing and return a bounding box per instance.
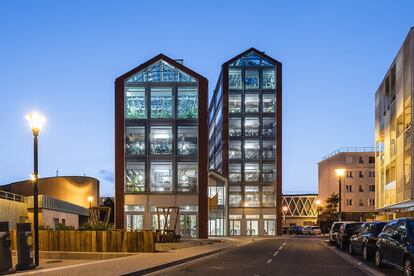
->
[321,147,375,161]
[0,190,24,203]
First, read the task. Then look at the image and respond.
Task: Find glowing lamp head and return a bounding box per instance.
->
[315,199,321,206]
[30,174,37,182]
[87,196,94,203]
[282,206,288,213]
[25,112,46,136]
[335,168,346,177]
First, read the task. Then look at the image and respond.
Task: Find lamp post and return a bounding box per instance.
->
[315,199,321,226]
[26,112,46,267]
[88,196,94,208]
[335,168,345,222]
[282,205,288,228]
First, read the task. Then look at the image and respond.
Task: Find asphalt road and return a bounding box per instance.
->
[149,237,369,276]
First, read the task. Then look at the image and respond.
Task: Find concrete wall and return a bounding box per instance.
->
[27,210,80,229]
[0,198,28,229]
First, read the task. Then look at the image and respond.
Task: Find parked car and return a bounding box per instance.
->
[375,218,414,276]
[303,226,322,235]
[349,221,386,261]
[288,225,304,235]
[329,221,354,245]
[336,222,363,250]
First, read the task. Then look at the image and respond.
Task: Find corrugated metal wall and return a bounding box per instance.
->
[0,198,28,229]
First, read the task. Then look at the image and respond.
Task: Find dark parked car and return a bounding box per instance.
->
[329,221,354,245]
[349,221,386,261]
[336,222,363,250]
[288,225,304,235]
[376,218,414,276]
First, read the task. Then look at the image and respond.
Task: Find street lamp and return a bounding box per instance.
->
[26,112,46,267]
[315,199,321,226]
[335,168,345,222]
[88,196,94,208]
[282,205,288,228]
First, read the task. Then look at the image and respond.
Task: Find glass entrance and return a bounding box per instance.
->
[264,220,275,235]
[246,220,258,236]
[180,214,197,239]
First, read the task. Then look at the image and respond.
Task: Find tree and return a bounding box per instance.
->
[318,193,339,233]
[102,197,115,224]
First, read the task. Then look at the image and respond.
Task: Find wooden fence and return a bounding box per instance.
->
[11,230,155,253]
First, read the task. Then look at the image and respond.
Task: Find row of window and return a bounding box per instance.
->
[229,191,276,207]
[345,156,375,164]
[125,86,198,119]
[229,218,276,236]
[229,162,276,183]
[125,162,198,193]
[345,170,375,178]
[229,117,276,137]
[229,93,275,114]
[345,198,375,207]
[345,184,376,193]
[126,125,197,156]
[229,140,276,160]
[229,68,276,90]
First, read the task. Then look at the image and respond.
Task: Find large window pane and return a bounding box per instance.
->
[177,126,197,155]
[150,162,172,192]
[126,214,144,230]
[229,118,242,137]
[263,141,276,159]
[245,140,260,159]
[151,87,172,118]
[245,117,259,137]
[150,126,172,155]
[262,187,275,207]
[263,94,276,113]
[229,163,242,183]
[245,162,259,182]
[244,186,260,207]
[125,162,145,192]
[177,162,198,192]
[177,87,198,119]
[245,70,259,89]
[263,163,276,182]
[229,193,242,207]
[126,126,145,156]
[229,69,242,89]
[245,93,259,113]
[229,94,241,113]
[262,69,276,89]
[262,117,276,136]
[125,87,146,119]
[229,141,242,160]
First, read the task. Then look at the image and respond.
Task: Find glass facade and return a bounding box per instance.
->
[177,87,198,118]
[125,87,146,119]
[177,162,198,192]
[151,87,173,118]
[125,162,145,192]
[177,126,197,155]
[150,126,173,155]
[150,162,173,192]
[126,126,145,156]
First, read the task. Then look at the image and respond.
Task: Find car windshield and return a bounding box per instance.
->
[346,223,362,231]
[374,223,386,235]
[333,223,341,231]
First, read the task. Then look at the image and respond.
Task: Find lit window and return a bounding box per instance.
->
[150,126,172,155]
[262,69,276,89]
[151,87,172,118]
[245,117,259,137]
[125,162,145,192]
[229,94,241,113]
[177,126,197,155]
[244,140,260,159]
[245,70,259,89]
[262,117,276,136]
[229,69,242,89]
[229,118,242,137]
[177,87,198,118]
[229,193,242,207]
[263,141,276,159]
[262,163,276,182]
[177,162,198,192]
[229,163,242,183]
[126,214,143,230]
[125,87,146,119]
[229,141,242,160]
[244,186,260,207]
[150,162,173,192]
[245,163,259,182]
[126,126,145,156]
[245,93,259,113]
[152,214,170,230]
[263,94,275,113]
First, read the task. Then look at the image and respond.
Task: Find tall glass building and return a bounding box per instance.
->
[208,48,282,236]
[375,27,414,215]
[115,54,208,238]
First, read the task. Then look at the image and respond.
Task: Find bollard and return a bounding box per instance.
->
[15,223,35,271]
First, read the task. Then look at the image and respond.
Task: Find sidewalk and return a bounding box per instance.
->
[14,237,257,276]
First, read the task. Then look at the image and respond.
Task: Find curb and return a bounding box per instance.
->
[322,241,385,276]
[122,247,230,276]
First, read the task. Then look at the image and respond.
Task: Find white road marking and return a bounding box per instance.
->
[266,259,272,264]
[279,246,283,250]
[273,251,279,256]
[283,242,286,246]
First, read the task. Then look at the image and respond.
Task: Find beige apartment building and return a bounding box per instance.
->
[375,27,414,216]
[318,148,377,221]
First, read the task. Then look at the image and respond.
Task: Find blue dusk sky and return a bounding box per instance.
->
[0,1,413,196]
